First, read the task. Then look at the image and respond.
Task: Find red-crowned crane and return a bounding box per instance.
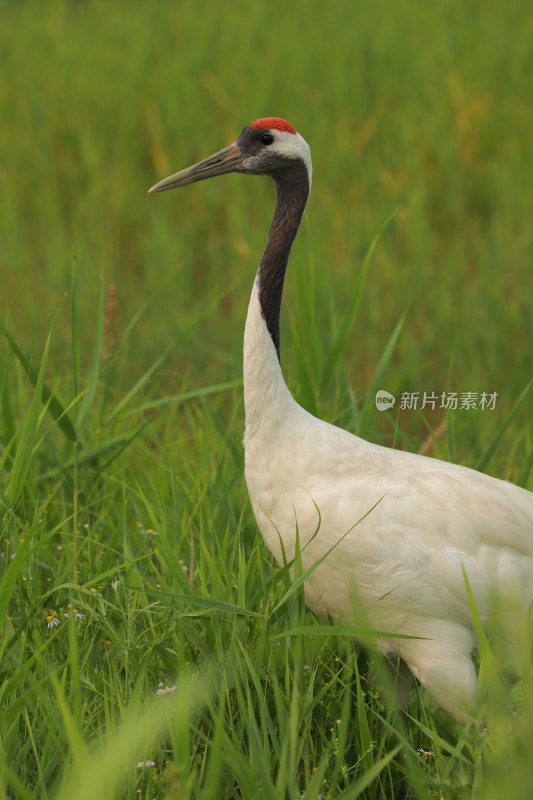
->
[149,117,533,720]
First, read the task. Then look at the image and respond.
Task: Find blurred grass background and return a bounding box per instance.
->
[2,0,531,448]
[1,0,532,797]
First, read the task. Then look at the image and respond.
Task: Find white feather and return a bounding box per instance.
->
[243,278,533,719]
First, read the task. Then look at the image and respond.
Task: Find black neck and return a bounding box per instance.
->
[258,160,310,359]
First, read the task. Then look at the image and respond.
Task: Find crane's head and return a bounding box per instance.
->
[148,117,311,194]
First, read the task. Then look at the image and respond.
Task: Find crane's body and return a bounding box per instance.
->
[150,117,533,720]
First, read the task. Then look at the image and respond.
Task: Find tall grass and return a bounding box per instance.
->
[1,0,532,797]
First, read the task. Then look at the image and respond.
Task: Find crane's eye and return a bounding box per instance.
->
[260,133,274,145]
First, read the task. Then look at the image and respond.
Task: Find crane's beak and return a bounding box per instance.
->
[148,142,243,193]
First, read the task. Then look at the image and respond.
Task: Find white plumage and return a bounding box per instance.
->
[150,116,533,720]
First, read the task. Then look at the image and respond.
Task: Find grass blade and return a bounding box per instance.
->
[7,334,50,507]
[475,381,532,472]
[0,354,16,467]
[76,276,105,431]
[359,312,405,425]
[337,745,401,798]
[320,211,395,394]
[3,326,77,443]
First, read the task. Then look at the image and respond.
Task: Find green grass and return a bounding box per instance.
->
[1,0,532,797]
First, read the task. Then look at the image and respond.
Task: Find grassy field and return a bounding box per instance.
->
[1,0,532,797]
